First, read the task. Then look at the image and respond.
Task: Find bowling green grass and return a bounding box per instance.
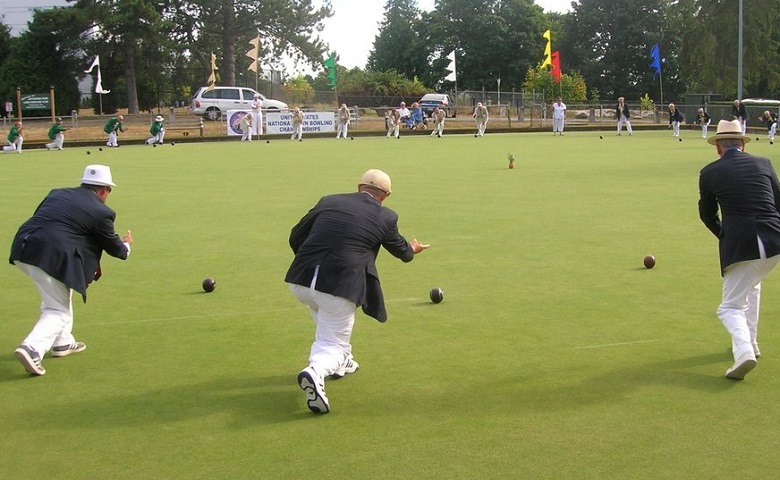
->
[2,129,780,479]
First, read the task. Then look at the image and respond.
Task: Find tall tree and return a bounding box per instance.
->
[676,0,780,99]
[562,0,668,102]
[367,0,429,81]
[0,9,82,115]
[166,0,332,88]
[424,0,548,90]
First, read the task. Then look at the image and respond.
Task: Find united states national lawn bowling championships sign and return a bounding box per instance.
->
[266,111,335,135]
[21,93,51,110]
[225,110,336,135]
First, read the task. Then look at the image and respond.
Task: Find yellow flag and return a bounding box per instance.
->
[246,35,260,72]
[541,30,552,68]
[205,52,218,91]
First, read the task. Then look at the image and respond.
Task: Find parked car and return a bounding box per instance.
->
[190,86,288,121]
[418,93,455,117]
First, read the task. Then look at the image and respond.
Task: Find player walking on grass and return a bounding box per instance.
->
[616,97,632,135]
[552,97,566,135]
[732,99,748,135]
[45,117,68,150]
[699,120,780,380]
[473,102,489,137]
[285,169,429,413]
[10,165,133,376]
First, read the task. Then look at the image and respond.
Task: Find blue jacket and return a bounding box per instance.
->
[9,186,128,300]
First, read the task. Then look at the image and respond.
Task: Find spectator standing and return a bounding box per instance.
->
[252,94,263,136]
[552,97,567,135]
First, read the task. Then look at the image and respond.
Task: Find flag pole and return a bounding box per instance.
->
[659,73,664,108]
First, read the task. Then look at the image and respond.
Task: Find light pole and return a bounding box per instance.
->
[738,0,743,100]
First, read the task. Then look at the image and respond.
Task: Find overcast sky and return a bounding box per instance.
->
[309,0,573,71]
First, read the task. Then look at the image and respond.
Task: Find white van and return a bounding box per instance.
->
[190,86,288,120]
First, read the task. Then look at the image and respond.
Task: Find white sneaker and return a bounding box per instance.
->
[331,357,359,379]
[15,345,45,376]
[298,367,330,413]
[51,342,86,357]
[725,353,757,380]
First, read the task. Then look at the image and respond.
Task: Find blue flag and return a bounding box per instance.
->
[649,43,661,78]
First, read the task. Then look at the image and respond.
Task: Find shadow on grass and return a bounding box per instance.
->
[4,372,312,428]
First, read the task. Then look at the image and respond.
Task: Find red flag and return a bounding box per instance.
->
[550,51,561,83]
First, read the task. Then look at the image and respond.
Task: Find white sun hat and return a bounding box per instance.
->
[81,164,116,187]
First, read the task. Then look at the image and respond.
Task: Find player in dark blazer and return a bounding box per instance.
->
[699,120,780,379]
[615,97,632,135]
[10,165,133,376]
[286,169,429,413]
[732,99,748,134]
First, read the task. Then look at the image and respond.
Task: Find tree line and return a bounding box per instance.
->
[0,0,778,116]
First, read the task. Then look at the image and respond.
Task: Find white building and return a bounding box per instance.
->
[0,0,69,36]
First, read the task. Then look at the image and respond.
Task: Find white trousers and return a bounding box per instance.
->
[107,132,118,147]
[718,237,780,361]
[253,111,263,135]
[431,122,444,136]
[337,123,348,138]
[553,117,564,133]
[46,133,64,150]
[475,119,488,136]
[740,119,747,135]
[291,124,303,140]
[15,261,75,357]
[146,131,165,145]
[701,121,711,138]
[241,129,252,141]
[289,283,355,379]
[768,122,777,140]
[387,124,399,137]
[671,121,680,136]
[617,116,632,134]
[3,136,23,152]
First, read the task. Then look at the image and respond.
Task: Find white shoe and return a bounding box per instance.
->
[298,367,330,413]
[725,353,757,380]
[753,342,761,358]
[331,357,359,379]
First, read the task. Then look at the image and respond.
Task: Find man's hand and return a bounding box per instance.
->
[410,239,430,254]
[123,229,133,246]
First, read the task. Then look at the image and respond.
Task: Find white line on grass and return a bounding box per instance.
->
[575,339,665,349]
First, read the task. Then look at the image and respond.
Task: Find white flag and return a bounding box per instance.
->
[85,55,110,94]
[445,50,456,82]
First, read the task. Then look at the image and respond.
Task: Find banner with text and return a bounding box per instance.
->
[266,111,335,134]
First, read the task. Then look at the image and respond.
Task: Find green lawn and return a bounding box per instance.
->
[2,130,780,478]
